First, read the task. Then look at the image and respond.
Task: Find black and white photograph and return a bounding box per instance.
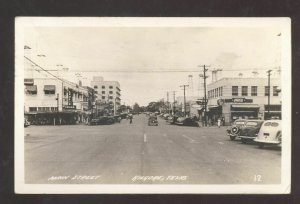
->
[15,17,291,194]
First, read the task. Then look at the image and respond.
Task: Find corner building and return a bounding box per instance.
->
[207,77,281,125]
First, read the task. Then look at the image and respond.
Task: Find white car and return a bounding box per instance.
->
[254,120,281,148]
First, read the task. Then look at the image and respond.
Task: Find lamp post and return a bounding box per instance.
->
[267,70,272,119]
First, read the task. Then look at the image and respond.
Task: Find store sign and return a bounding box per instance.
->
[224,98,253,103]
[68,89,73,106]
[63,105,76,109]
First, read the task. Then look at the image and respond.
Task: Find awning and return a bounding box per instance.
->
[231,104,260,109]
[25,85,37,92]
[44,85,56,91]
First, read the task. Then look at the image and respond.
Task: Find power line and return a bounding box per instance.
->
[24,56,89,92]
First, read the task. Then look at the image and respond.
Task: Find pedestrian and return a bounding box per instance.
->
[129,115,133,124]
[217,118,221,128]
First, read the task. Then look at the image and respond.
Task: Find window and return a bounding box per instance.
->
[273,86,279,96]
[102,91,105,94]
[220,87,223,96]
[29,107,37,112]
[44,85,56,95]
[251,86,257,96]
[109,96,113,99]
[109,91,113,94]
[102,86,105,89]
[102,96,105,99]
[109,86,113,89]
[242,86,248,96]
[265,86,270,96]
[94,91,98,94]
[94,85,98,89]
[232,86,238,96]
[25,85,37,95]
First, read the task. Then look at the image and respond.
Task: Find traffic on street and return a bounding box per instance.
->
[25,113,281,184]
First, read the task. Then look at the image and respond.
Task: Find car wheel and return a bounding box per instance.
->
[230,136,236,141]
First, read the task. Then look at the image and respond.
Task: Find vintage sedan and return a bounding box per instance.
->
[254,120,282,148]
[148,115,158,126]
[237,120,264,143]
[226,119,247,140]
[175,117,199,127]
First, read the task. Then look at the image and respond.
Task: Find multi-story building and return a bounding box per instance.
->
[206,77,281,125]
[90,76,121,114]
[24,77,95,125]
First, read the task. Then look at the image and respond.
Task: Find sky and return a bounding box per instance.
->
[23,25,282,106]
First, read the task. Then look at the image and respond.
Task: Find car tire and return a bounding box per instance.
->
[230,136,236,141]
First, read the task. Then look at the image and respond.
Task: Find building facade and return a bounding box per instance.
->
[24,77,94,125]
[90,76,121,114]
[207,77,281,125]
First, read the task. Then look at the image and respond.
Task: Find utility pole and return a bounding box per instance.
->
[267,70,272,119]
[166,92,170,114]
[199,65,210,126]
[180,85,189,117]
[173,91,176,115]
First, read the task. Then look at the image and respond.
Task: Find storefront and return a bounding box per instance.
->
[264,105,282,119]
[208,98,261,125]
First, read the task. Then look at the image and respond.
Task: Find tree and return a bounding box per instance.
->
[133,103,140,113]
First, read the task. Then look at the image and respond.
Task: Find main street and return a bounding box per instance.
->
[24,114,281,184]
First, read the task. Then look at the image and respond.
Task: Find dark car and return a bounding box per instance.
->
[90,116,115,125]
[237,120,264,143]
[176,117,199,127]
[227,119,247,140]
[114,115,122,123]
[148,115,158,126]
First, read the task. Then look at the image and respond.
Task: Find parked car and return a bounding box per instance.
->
[114,115,122,123]
[163,113,170,120]
[24,118,30,127]
[237,120,264,143]
[227,119,247,140]
[90,116,115,125]
[148,115,158,126]
[176,117,199,127]
[254,120,282,148]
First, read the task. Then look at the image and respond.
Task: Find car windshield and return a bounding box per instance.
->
[245,121,259,127]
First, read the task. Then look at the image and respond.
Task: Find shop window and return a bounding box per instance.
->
[242,86,248,96]
[251,86,257,96]
[232,86,238,96]
[265,86,270,96]
[29,107,37,112]
[273,86,279,96]
[109,91,113,94]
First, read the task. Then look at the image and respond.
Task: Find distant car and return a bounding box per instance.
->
[254,120,282,148]
[90,116,115,125]
[237,120,264,143]
[114,115,122,123]
[24,118,30,127]
[148,115,158,126]
[176,117,199,127]
[227,119,247,140]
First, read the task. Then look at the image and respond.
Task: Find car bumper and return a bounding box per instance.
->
[238,135,256,140]
[254,139,281,144]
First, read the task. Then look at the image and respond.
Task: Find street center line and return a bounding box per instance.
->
[182,134,197,143]
[144,133,147,143]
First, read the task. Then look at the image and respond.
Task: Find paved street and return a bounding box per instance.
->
[25,114,281,184]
